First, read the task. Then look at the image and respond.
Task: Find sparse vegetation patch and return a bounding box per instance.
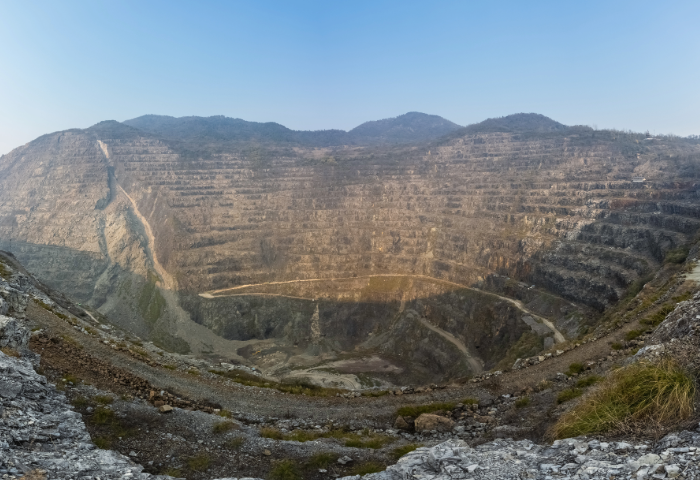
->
[552,360,695,438]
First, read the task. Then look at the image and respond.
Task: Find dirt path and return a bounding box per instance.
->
[418,317,484,373]
[200,273,567,342]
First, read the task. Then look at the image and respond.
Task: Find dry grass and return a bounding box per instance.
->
[259,426,394,449]
[391,443,422,459]
[19,470,47,480]
[213,420,239,434]
[269,459,302,480]
[1,347,20,357]
[551,359,695,439]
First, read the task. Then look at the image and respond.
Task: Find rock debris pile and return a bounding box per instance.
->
[341,433,700,480]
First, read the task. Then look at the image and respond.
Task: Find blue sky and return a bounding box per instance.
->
[1,0,699,154]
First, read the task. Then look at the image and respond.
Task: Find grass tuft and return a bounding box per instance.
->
[305,452,335,469]
[269,459,303,480]
[575,375,603,388]
[225,437,245,449]
[391,443,422,459]
[514,397,530,408]
[557,388,583,404]
[565,362,585,376]
[259,426,394,449]
[213,421,238,434]
[94,395,114,405]
[551,360,695,439]
[260,427,285,440]
[187,454,211,471]
[92,436,111,449]
[349,462,386,475]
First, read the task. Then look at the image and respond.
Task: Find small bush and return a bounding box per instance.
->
[665,247,689,264]
[462,397,479,405]
[565,363,585,376]
[552,360,695,438]
[269,459,303,480]
[91,407,116,425]
[625,329,644,341]
[576,376,603,388]
[305,452,335,469]
[187,454,211,472]
[71,396,90,408]
[93,436,111,449]
[611,342,623,350]
[260,427,284,440]
[213,421,238,434]
[396,402,455,418]
[514,397,530,408]
[163,364,176,370]
[217,409,232,418]
[557,388,583,404]
[641,304,675,327]
[225,437,245,449]
[94,395,114,405]
[391,443,421,459]
[163,468,182,477]
[349,462,386,475]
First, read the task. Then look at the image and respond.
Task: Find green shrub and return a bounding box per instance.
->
[565,363,585,376]
[94,395,113,405]
[514,397,530,408]
[225,437,245,449]
[305,452,335,469]
[269,459,302,480]
[71,396,89,408]
[665,247,689,264]
[260,427,284,440]
[213,421,238,434]
[557,388,583,404]
[91,407,116,425]
[187,454,211,471]
[552,360,695,438]
[641,304,675,327]
[625,329,644,341]
[93,436,111,449]
[576,376,603,388]
[611,342,623,350]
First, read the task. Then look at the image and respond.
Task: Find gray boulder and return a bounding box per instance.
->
[0,315,29,350]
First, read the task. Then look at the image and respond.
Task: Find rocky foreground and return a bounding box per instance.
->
[3,343,700,480]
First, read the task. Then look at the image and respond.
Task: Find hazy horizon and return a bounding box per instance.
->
[1,0,699,155]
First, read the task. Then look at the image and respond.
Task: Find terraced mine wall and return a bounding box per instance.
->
[1,119,699,379]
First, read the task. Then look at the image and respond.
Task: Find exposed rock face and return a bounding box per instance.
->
[1,116,700,380]
[0,316,29,350]
[340,434,700,480]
